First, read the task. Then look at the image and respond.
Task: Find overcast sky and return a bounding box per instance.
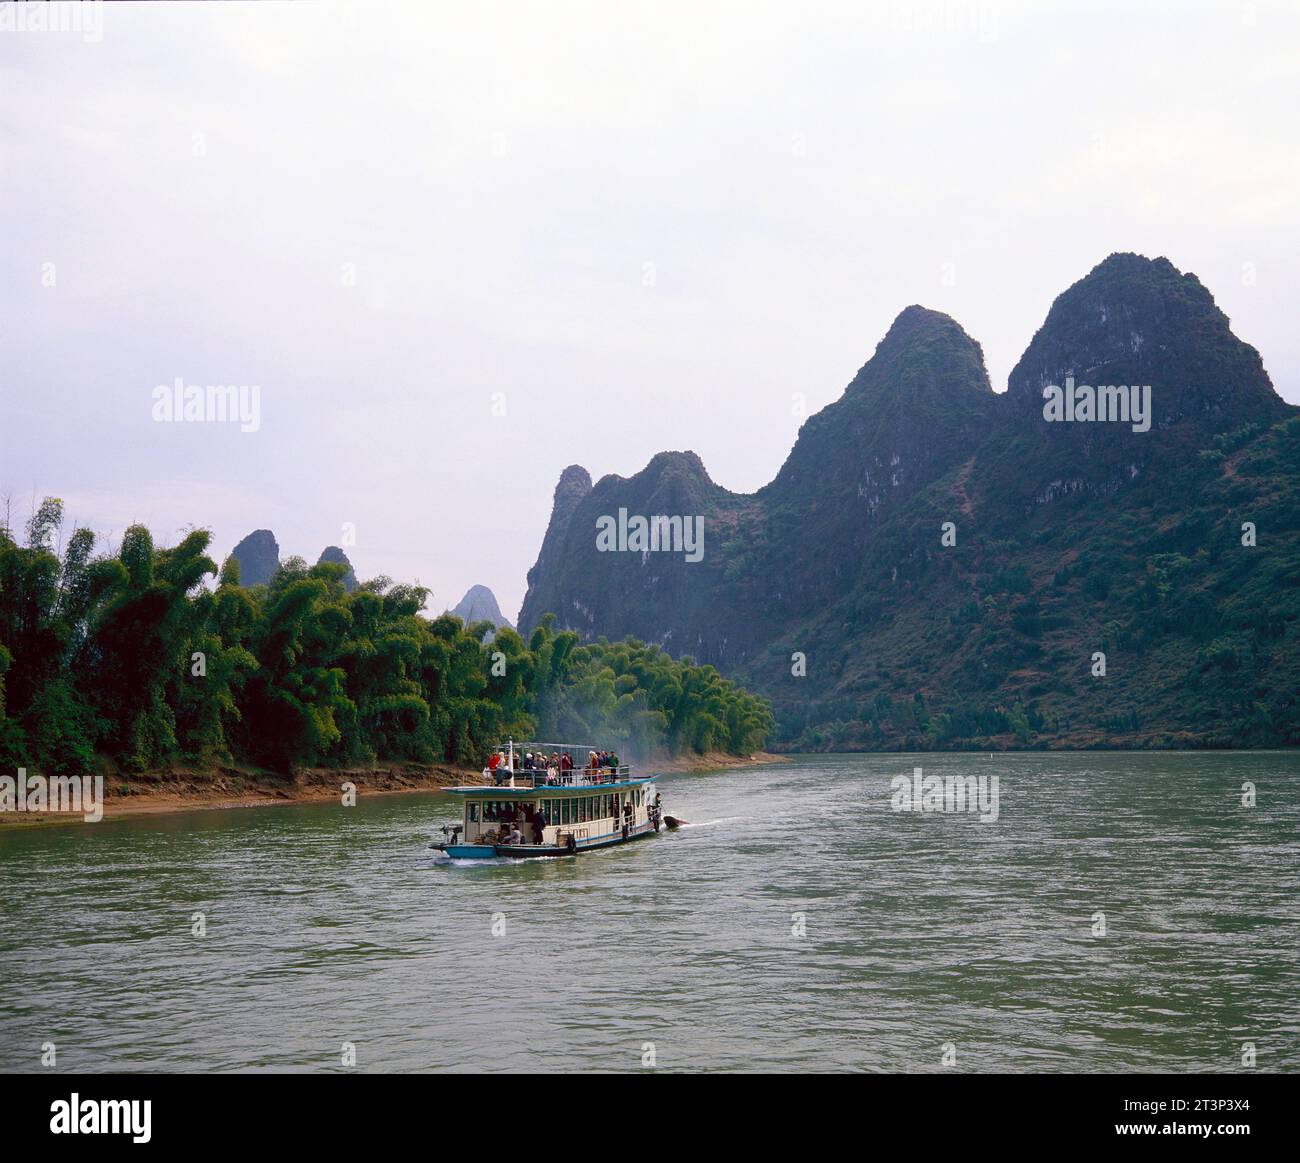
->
[3,0,1298,619]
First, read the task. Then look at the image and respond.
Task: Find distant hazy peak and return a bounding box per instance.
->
[316,545,358,591]
[230,529,280,588]
[451,584,512,629]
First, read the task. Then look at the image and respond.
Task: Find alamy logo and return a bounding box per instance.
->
[0,1,104,42]
[890,1,1000,43]
[891,766,999,822]
[50,1094,151,1144]
[151,378,261,432]
[1042,376,1151,432]
[0,768,104,822]
[595,508,704,563]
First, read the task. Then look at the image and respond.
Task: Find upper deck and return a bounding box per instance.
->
[444,766,654,796]
[453,740,653,797]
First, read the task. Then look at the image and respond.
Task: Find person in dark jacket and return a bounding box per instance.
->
[533,807,547,845]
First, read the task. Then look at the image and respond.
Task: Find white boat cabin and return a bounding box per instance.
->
[437,740,662,855]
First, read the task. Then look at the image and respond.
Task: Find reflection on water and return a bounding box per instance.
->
[1,752,1297,1073]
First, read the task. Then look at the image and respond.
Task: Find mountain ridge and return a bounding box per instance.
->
[519,253,1300,749]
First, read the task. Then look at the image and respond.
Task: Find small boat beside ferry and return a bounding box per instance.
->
[431,740,666,860]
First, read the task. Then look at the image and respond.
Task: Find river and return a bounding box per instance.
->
[1,752,1296,1072]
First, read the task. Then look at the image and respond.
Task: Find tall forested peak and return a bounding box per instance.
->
[1007,252,1288,431]
[768,304,995,503]
[519,466,593,630]
[848,304,994,401]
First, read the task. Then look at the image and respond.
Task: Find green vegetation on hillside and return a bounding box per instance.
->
[0,500,772,780]
[758,414,1300,751]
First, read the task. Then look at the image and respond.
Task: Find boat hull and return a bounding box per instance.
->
[434,822,658,860]
[437,843,498,859]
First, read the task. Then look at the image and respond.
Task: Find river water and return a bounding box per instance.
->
[1,752,1297,1073]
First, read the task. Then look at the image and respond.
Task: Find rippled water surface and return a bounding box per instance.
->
[1,753,1297,1072]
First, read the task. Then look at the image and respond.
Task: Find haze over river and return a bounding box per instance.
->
[1,753,1296,1073]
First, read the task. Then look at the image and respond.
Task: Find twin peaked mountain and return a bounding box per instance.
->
[519,254,1299,750]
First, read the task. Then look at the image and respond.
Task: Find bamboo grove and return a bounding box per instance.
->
[0,499,773,778]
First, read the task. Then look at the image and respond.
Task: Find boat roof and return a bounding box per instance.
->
[444,775,655,796]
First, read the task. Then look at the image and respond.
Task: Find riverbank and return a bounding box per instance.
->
[0,763,483,827]
[0,751,784,826]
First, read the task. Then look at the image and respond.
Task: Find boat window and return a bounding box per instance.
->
[468,803,479,822]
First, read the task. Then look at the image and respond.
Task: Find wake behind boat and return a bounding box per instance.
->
[430,740,666,860]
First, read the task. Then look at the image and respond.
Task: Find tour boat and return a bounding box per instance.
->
[430,740,665,860]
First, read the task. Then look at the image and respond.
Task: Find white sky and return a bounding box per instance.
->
[3,0,1298,618]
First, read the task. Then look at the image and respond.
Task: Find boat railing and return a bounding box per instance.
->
[488,764,634,789]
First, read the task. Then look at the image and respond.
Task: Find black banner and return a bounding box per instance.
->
[4,1072,1290,1149]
